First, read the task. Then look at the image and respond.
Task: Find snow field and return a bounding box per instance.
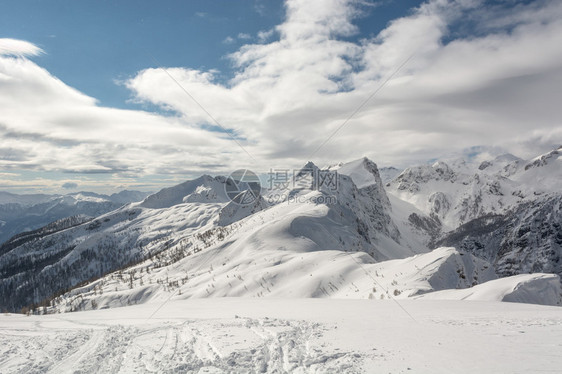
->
[1,298,562,373]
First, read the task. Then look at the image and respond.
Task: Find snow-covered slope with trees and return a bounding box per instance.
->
[1,149,561,315]
[2,159,427,312]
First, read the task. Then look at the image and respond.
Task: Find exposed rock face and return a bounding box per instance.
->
[436,194,562,278]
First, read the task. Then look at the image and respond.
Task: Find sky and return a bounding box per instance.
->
[0,0,561,194]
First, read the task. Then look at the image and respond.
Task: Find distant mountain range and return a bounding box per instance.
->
[0,190,150,246]
[386,146,562,278]
[0,147,560,313]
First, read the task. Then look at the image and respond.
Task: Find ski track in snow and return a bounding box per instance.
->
[0,315,361,373]
[1,299,562,373]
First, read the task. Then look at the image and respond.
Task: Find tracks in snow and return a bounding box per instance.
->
[0,317,362,373]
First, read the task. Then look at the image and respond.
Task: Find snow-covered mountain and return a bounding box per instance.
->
[385,146,562,281]
[379,166,403,184]
[1,149,561,314]
[436,194,562,278]
[386,160,522,229]
[513,146,562,193]
[0,190,150,245]
[1,160,423,312]
[477,153,524,176]
[0,191,53,206]
[386,147,561,230]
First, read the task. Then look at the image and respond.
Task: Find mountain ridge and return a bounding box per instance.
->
[0,148,560,313]
[0,189,151,246]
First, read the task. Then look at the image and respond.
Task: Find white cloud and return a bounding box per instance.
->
[254,1,267,17]
[0,53,236,185]
[127,0,562,168]
[223,36,235,44]
[257,29,276,43]
[0,38,44,57]
[225,33,255,45]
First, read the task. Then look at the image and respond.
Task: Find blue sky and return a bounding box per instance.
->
[0,0,423,110]
[0,1,285,109]
[0,0,561,194]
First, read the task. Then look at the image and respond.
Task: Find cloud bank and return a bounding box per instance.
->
[1,0,561,193]
[127,0,562,166]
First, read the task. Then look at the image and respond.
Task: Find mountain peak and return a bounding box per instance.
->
[140,175,229,209]
[331,157,381,189]
[293,162,320,189]
[431,160,451,171]
[494,153,522,163]
[524,147,561,171]
[296,161,319,174]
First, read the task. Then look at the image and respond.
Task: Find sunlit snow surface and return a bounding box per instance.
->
[1,299,561,373]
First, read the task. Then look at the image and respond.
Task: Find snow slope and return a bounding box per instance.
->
[416,273,562,305]
[53,243,560,315]
[0,195,225,311]
[140,176,229,209]
[42,160,478,313]
[1,298,561,374]
[512,145,562,193]
[378,166,402,184]
[331,157,382,189]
